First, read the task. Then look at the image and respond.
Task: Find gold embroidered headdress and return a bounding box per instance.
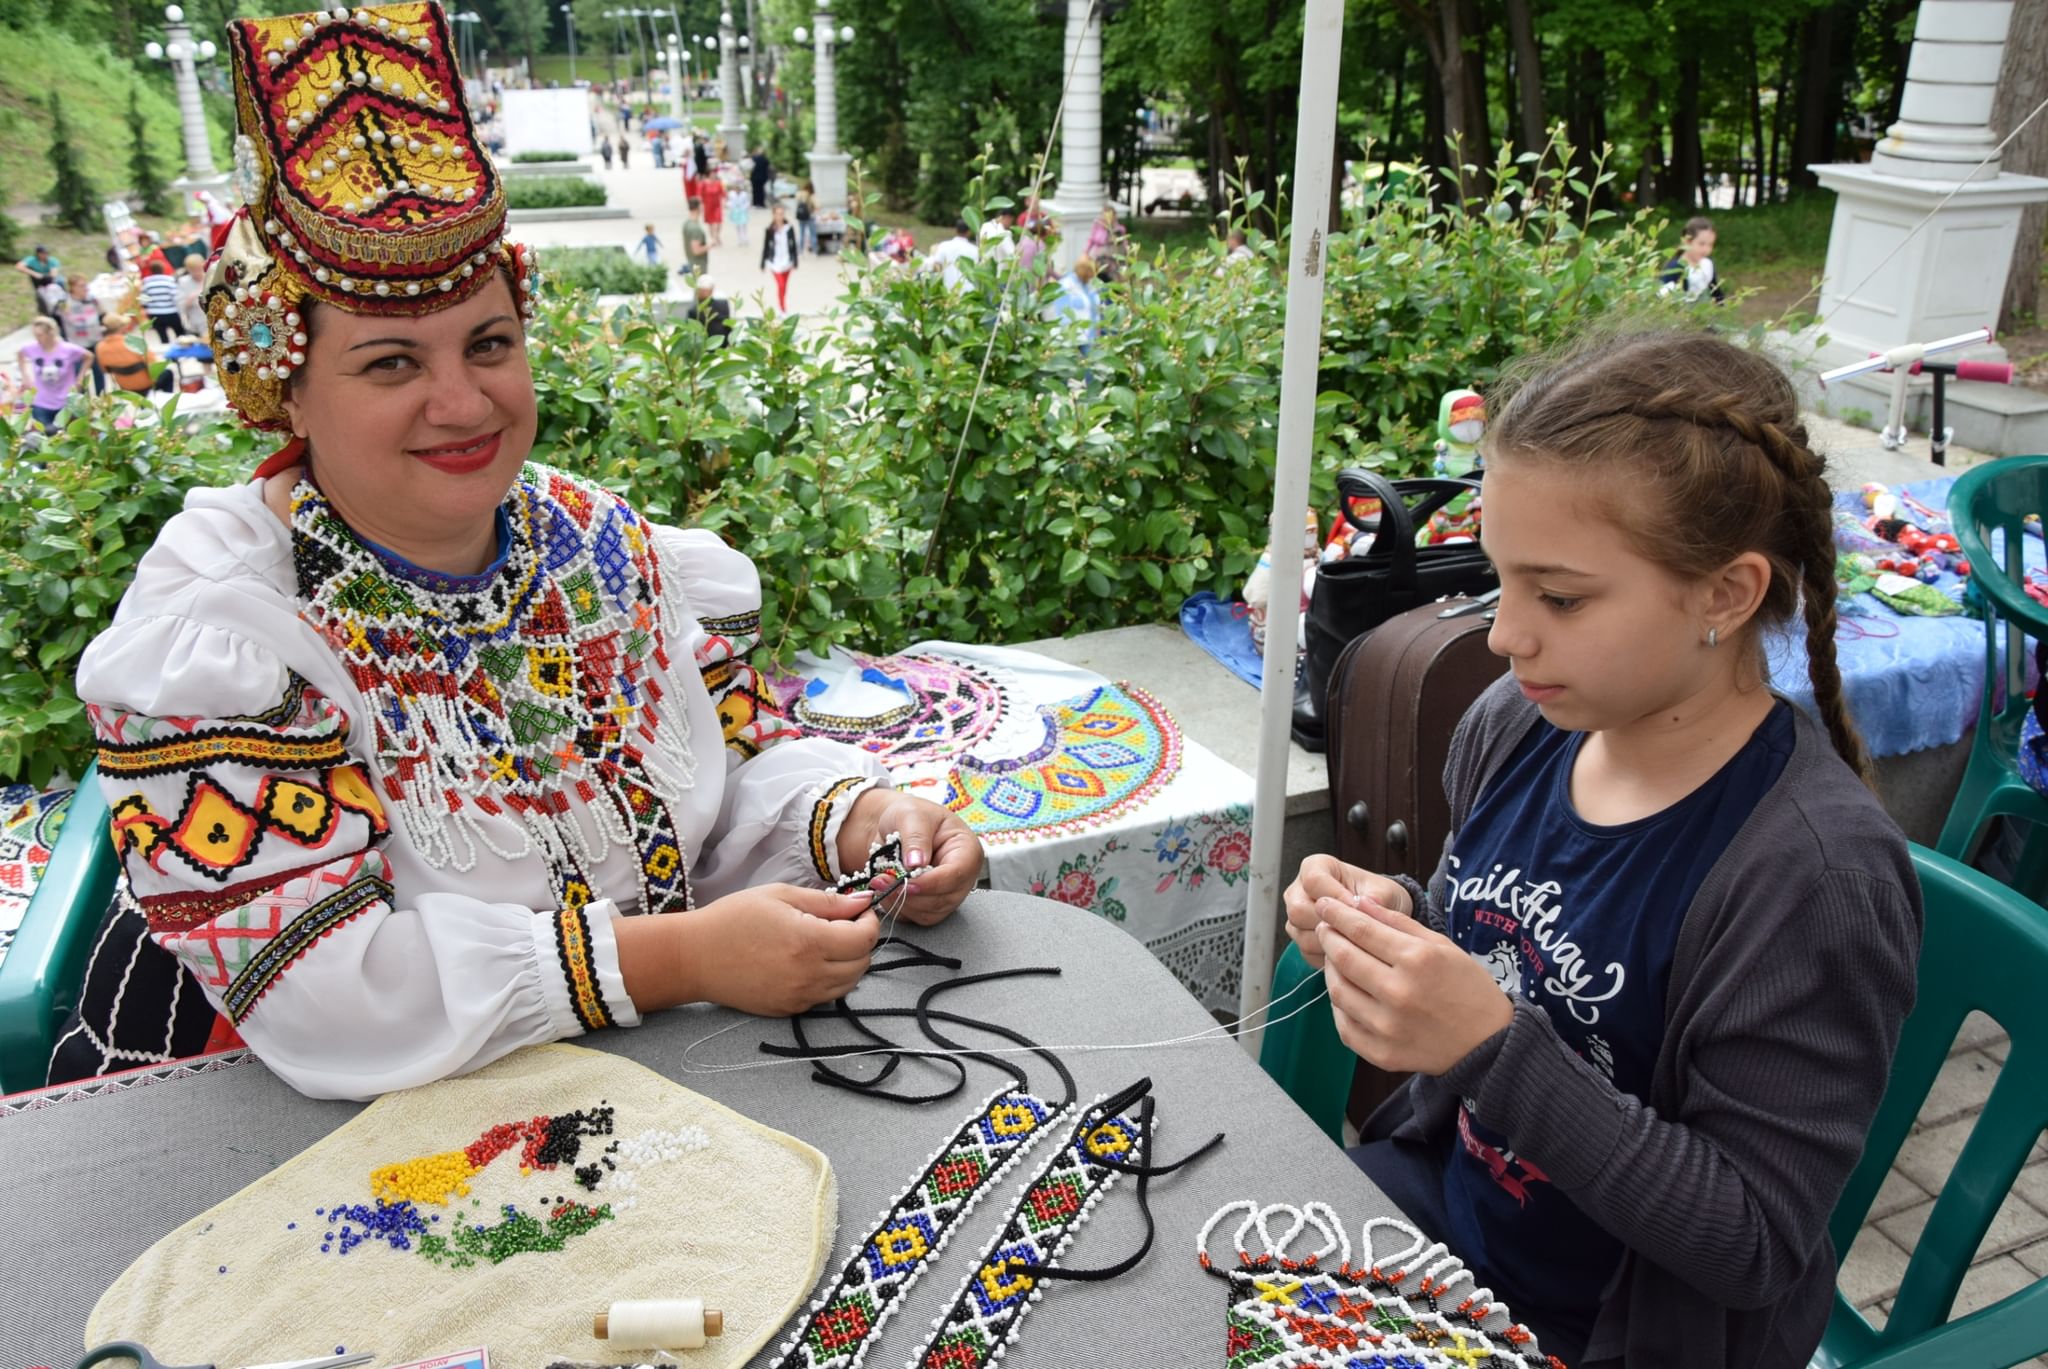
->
[206,0,539,446]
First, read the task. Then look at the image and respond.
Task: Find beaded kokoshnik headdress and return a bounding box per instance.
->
[205,0,540,475]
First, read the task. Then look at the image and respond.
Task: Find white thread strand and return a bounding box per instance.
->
[674,959,1335,1077]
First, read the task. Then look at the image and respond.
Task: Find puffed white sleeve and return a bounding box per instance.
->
[650,525,891,903]
[78,615,640,1103]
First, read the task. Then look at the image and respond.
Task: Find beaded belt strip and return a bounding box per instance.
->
[908,1084,1154,1369]
[1198,1202,1560,1369]
[771,1086,1070,1369]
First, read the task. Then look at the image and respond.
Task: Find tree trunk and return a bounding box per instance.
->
[1461,0,1490,160]
[1790,1,1842,188]
[1994,0,2048,330]
[1387,43,1408,171]
[1746,22,1768,207]
[1504,0,1547,157]
[1768,19,1796,200]
[1671,45,1703,208]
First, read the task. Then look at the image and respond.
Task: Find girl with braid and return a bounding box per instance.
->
[1284,328,1922,1367]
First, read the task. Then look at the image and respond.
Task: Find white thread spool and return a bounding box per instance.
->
[593,1298,725,1350]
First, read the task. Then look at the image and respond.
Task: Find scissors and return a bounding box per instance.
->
[76,1344,373,1369]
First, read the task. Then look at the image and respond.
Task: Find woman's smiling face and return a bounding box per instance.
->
[281,273,536,552]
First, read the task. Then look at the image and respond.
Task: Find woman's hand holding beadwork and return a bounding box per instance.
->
[1281,854,1413,971]
[1314,894,1512,1075]
[838,789,983,927]
[625,883,880,1016]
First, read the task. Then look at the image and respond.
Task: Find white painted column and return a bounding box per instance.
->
[667,40,684,121]
[1048,0,1104,273]
[1870,0,2016,181]
[716,10,746,160]
[805,3,850,218]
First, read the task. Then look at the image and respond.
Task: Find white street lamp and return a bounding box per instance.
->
[715,8,744,159]
[560,4,577,85]
[803,2,851,219]
[143,1,223,190]
[664,33,684,121]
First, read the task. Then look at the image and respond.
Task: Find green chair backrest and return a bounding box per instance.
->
[1826,845,2048,1360]
[1947,456,2048,734]
[0,764,115,1095]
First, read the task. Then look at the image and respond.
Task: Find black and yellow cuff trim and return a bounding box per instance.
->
[98,725,349,778]
[808,776,871,884]
[555,905,613,1032]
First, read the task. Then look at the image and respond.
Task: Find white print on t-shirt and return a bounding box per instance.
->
[1446,853,1626,1024]
[1480,942,1522,996]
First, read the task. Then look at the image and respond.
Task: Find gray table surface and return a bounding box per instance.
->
[0,892,1457,1369]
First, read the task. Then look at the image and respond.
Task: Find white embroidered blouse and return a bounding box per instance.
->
[75,464,887,1100]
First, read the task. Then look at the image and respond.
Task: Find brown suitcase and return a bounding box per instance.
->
[1321,591,1510,1125]
[1325,591,1509,880]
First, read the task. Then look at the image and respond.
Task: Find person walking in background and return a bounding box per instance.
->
[16,316,91,428]
[599,136,614,169]
[635,222,663,267]
[726,172,750,247]
[1014,221,1050,289]
[56,276,107,391]
[1086,204,1128,281]
[139,258,184,344]
[176,253,209,336]
[681,200,711,279]
[796,180,818,255]
[761,202,798,312]
[926,218,979,290]
[749,146,773,208]
[701,169,725,245]
[1049,256,1102,353]
[617,132,630,168]
[16,243,58,319]
[651,129,667,168]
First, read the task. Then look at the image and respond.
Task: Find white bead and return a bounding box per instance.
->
[285,311,300,326]
[322,158,335,172]
[290,351,305,364]
[396,178,410,191]
[292,331,307,345]
[432,143,447,158]
[237,351,251,365]
[396,25,408,36]
[337,148,351,160]
[330,78,344,90]
[370,74,384,88]
[405,282,419,295]
[307,167,321,180]
[437,99,450,113]
[279,231,294,245]
[374,281,390,296]
[293,250,308,262]
[461,264,473,277]
[267,51,281,65]
[338,277,352,290]
[224,302,239,317]
[407,140,420,154]
[371,130,386,144]
[299,20,313,33]
[314,268,330,282]
[256,365,272,380]
[351,134,366,148]
[316,92,330,106]
[349,70,365,85]
[438,279,454,292]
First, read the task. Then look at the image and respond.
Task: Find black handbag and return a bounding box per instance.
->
[1292,469,1496,750]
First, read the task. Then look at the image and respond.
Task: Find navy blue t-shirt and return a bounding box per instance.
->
[1440,701,1795,1344]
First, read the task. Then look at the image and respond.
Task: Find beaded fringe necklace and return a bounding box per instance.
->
[290,465,698,914]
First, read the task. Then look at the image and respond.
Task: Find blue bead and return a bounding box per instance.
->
[250,322,275,349]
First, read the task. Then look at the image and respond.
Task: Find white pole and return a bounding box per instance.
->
[1048,0,1105,273]
[1237,0,1347,1053]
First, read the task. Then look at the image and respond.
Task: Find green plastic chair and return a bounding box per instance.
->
[1938,455,2048,897]
[1257,846,2048,1367]
[0,765,116,1095]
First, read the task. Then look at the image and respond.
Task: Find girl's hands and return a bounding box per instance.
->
[624,882,880,1016]
[838,788,984,927]
[1281,854,1413,970]
[1315,896,1513,1076]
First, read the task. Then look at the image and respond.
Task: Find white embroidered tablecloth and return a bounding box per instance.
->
[772,642,1254,1013]
[0,783,72,968]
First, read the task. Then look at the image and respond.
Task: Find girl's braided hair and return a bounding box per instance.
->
[1482,327,1873,785]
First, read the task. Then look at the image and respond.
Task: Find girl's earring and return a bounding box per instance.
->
[1707,627,1720,648]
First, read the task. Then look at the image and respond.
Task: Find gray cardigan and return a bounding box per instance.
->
[1365,675,1923,1368]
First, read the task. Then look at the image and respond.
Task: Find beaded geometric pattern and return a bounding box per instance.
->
[1199,1203,1556,1369]
[769,654,1010,768]
[909,1098,1148,1369]
[698,607,800,760]
[299,1099,712,1271]
[0,782,72,965]
[941,684,1182,846]
[289,463,697,913]
[772,1087,1068,1369]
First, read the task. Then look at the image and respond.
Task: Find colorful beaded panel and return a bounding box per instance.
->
[941,684,1183,846]
[1199,1203,1558,1369]
[306,1099,710,1271]
[909,1098,1148,1369]
[772,1087,1068,1369]
[0,782,72,962]
[290,463,696,913]
[770,654,1011,768]
[698,606,800,760]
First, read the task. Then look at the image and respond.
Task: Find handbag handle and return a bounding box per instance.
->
[1334,469,1482,586]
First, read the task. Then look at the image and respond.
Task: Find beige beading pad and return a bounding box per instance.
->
[87,1044,837,1368]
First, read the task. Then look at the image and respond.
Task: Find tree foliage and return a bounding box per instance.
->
[44,92,103,233]
[127,81,176,216]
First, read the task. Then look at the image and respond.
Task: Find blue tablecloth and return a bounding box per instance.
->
[1182,477,2029,758]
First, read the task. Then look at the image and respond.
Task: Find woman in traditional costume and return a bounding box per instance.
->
[53,0,981,1101]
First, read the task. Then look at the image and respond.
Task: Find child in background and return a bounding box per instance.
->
[1286,328,1920,1367]
[1658,216,1724,303]
[726,173,750,248]
[16,315,91,428]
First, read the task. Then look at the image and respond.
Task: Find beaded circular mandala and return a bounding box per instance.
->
[771,654,1012,769]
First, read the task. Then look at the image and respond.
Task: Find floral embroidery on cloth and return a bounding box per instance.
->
[772,1087,1068,1369]
[698,605,800,759]
[0,782,73,963]
[941,684,1182,845]
[290,463,697,912]
[1199,1202,1558,1369]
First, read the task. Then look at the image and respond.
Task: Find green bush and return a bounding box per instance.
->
[0,399,265,785]
[537,246,667,295]
[504,176,609,209]
[513,150,581,163]
[0,140,1683,784]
